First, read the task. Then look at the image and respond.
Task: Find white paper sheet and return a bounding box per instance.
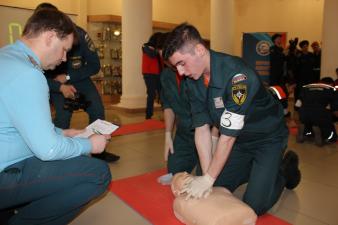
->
[75,119,119,138]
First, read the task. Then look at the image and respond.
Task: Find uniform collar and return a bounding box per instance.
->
[208,50,226,89]
[15,40,43,72]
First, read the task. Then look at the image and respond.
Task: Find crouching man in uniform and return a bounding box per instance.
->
[297,77,337,146]
[162,23,301,215]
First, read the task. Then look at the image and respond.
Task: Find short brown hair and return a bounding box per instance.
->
[23,9,75,40]
[162,23,205,61]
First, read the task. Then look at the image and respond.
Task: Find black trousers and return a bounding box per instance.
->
[143,74,161,119]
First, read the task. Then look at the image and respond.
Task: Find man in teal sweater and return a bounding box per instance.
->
[0,9,111,224]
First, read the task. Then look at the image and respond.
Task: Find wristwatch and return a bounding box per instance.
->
[65,74,70,81]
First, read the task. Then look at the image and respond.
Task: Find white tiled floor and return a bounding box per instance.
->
[69,109,337,225]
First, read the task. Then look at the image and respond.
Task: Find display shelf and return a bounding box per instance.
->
[88,20,122,97]
[87,15,179,101]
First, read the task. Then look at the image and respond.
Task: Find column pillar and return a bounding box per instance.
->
[210,0,235,54]
[321,0,338,79]
[77,0,87,29]
[117,0,152,109]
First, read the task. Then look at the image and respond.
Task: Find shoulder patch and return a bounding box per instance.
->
[232,73,247,84]
[28,55,43,73]
[85,33,96,52]
[232,84,247,105]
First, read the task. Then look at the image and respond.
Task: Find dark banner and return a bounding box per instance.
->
[242,32,286,84]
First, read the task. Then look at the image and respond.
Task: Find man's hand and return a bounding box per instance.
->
[60,84,77,98]
[89,134,109,154]
[54,74,68,84]
[180,173,215,199]
[164,131,174,161]
[63,128,86,137]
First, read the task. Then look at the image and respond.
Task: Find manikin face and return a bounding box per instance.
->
[169,44,207,80]
[42,31,74,70]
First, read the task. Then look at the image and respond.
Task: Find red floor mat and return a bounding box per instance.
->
[109,169,292,225]
[111,119,165,136]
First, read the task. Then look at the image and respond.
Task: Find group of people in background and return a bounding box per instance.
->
[269,33,337,145]
[269,34,321,103]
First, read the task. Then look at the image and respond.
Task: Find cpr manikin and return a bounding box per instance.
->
[171,172,257,225]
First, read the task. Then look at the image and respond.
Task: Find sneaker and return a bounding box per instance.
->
[325,131,337,144]
[282,150,301,190]
[312,126,323,146]
[93,151,120,163]
[296,124,305,143]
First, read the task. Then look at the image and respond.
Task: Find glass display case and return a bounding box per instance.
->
[88,20,122,98]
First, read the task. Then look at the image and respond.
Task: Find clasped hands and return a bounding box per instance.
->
[179,173,215,200]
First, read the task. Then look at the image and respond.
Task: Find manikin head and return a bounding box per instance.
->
[162,23,209,80]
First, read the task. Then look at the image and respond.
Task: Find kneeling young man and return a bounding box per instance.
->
[162,23,301,215]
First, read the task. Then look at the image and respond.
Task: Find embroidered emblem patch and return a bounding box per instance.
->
[213,97,224,109]
[232,84,247,105]
[70,56,82,69]
[85,34,96,52]
[232,73,247,84]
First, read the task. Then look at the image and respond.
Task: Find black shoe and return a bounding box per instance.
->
[325,132,337,144]
[282,150,301,190]
[0,209,15,225]
[284,112,291,118]
[93,151,120,163]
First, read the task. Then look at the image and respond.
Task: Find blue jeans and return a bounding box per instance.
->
[0,156,111,225]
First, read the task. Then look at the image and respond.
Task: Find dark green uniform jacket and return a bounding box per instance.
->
[187,50,288,143]
[160,67,198,174]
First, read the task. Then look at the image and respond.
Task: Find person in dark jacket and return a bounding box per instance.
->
[311,41,321,82]
[37,3,120,162]
[297,77,337,145]
[269,34,290,116]
[294,40,316,102]
[269,33,285,86]
[142,32,163,119]
[162,23,301,216]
